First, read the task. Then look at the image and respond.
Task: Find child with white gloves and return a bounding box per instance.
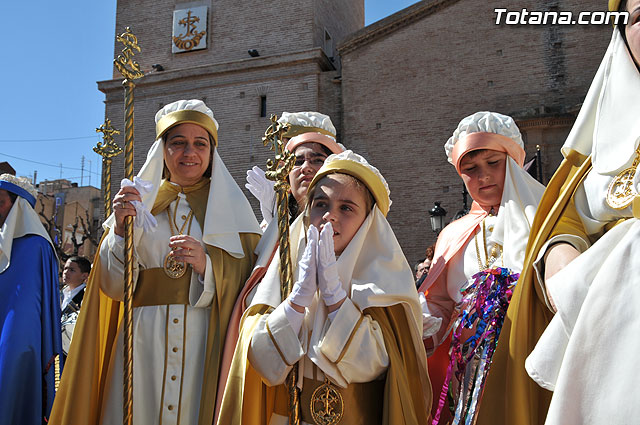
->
[218,150,431,425]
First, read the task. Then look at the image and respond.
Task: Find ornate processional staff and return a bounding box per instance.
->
[113,26,144,425]
[262,115,300,424]
[95,118,122,218]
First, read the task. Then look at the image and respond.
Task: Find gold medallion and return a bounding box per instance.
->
[606,166,637,210]
[310,380,343,425]
[164,251,187,279]
[164,203,194,279]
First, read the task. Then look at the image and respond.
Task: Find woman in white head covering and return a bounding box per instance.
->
[50,100,262,425]
[521,1,640,424]
[218,150,431,425]
[417,111,545,424]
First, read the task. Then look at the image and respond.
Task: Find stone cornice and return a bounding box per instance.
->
[338,0,460,55]
[98,47,333,93]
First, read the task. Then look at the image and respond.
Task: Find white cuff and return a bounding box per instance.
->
[319,298,362,363]
[191,255,215,308]
[107,230,125,265]
[265,302,306,366]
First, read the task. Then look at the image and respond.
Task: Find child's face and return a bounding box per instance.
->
[62,259,88,287]
[459,149,507,208]
[309,174,369,255]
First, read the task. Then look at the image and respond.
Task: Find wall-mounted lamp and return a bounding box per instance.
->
[429,201,447,233]
[248,49,260,57]
[152,64,164,72]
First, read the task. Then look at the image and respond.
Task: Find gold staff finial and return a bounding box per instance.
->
[95,118,122,218]
[114,27,144,81]
[95,118,122,157]
[114,26,144,425]
[262,115,295,297]
[262,114,300,424]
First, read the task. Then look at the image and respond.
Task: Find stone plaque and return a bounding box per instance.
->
[172,6,208,53]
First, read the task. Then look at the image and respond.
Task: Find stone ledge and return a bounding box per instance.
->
[98,47,334,94]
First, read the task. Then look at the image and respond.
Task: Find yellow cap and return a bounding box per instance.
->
[309,153,390,216]
[155,110,218,145]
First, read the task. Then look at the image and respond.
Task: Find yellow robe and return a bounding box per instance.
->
[476,150,591,425]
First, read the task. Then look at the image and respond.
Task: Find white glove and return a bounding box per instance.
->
[288,225,319,309]
[317,223,346,306]
[418,292,443,338]
[120,177,157,232]
[245,166,276,225]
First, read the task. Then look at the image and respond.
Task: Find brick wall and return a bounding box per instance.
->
[101,50,340,217]
[104,0,612,267]
[312,0,364,70]
[103,0,361,220]
[114,0,317,77]
[339,0,611,264]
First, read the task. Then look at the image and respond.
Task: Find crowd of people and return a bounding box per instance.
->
[0,2,637,423]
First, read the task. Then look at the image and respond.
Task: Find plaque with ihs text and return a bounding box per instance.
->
[172,6,208,53]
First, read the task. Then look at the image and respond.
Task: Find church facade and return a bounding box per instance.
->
[100,0,610,263]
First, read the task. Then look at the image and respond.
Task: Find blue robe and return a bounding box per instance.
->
[0,234,63,425]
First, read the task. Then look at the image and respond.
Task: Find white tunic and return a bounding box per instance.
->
[426,215,500,346]
[99,193,216,425]
[526,162,640,425]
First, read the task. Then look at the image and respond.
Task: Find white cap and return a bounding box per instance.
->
[278,111,336,139]
[444,111,524,164]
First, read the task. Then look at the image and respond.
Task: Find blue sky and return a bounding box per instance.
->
[0,1,418,186]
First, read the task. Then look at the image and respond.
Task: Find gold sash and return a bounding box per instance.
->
[133,268,192,307]
[273,377,384,425]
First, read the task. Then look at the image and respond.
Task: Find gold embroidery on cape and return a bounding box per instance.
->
[606,145,640,210]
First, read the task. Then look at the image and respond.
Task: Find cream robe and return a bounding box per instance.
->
[524,26,640,424]
[526,164,640,425]
[99,193,216,425]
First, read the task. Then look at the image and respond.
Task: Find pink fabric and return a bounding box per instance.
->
[418,202,487,294]
[451,132,525,174]
[285,132,343,155]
